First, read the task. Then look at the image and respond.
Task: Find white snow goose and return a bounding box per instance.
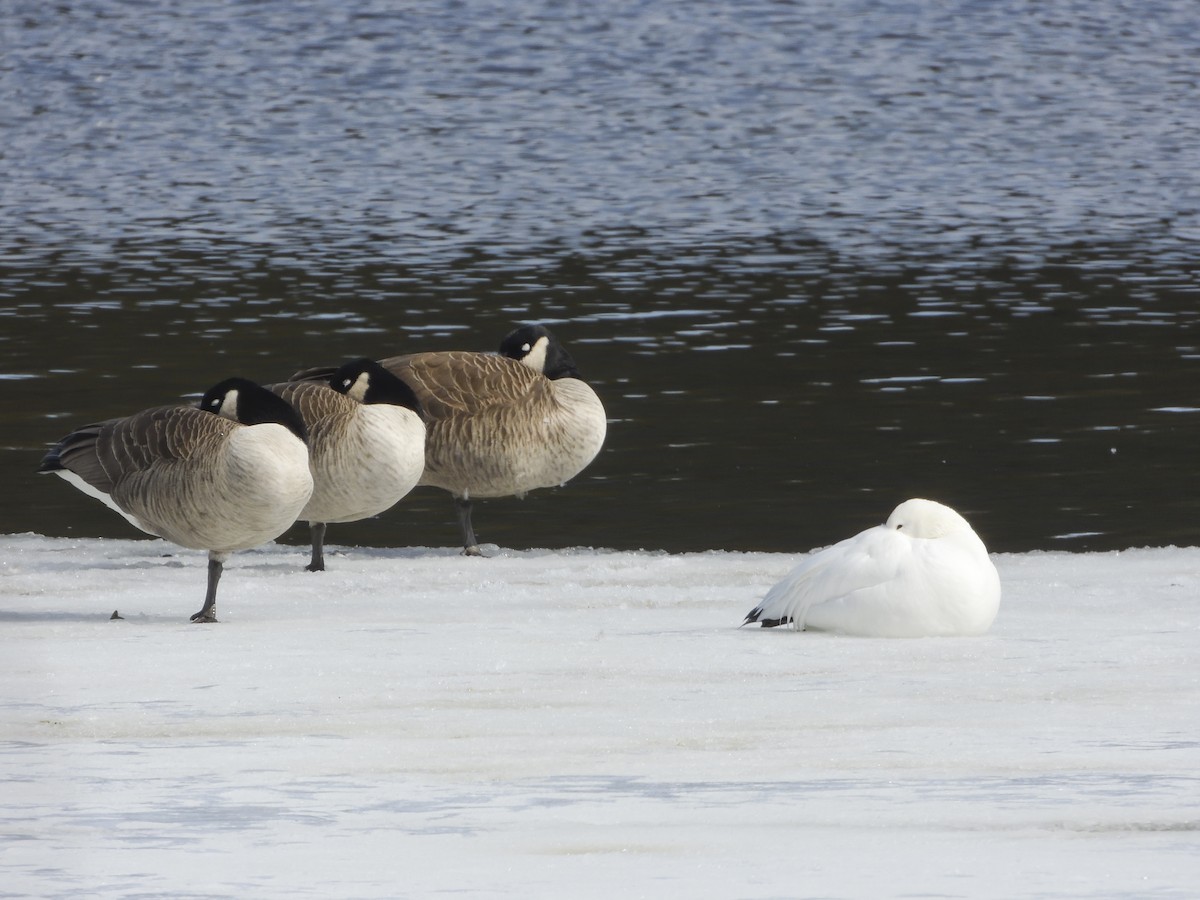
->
[743,498,1001,637]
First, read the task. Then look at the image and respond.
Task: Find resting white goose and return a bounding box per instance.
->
[38,378,313,622]
[269,358,426,572]
[377,324,607,555]
[743,499,1001,637]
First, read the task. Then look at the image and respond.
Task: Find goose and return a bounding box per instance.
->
[266,358,426,572]
[743,499,1001,637]
[38,378,313,622]
[376,324,606,554]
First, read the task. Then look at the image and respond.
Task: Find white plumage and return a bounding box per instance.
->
[743,499,1001,637]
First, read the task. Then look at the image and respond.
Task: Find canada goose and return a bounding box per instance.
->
[38,378,313,623]
[743,499,1001,637]
[377,325,607,554]
[267,359,425,572]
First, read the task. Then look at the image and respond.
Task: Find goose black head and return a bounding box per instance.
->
[499,324,581,380]
[328,358,423,415]
[200,377,309,442]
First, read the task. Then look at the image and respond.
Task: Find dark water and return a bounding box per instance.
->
[4,0,1200,554]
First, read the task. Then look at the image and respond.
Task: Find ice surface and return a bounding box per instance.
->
[2,534,1198,898]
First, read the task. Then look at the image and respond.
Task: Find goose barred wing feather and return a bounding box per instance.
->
[379,352,548,419]
[44,407,234,496]
[41,395,314,619]
[43,407,246,544]
[269,380,353,423]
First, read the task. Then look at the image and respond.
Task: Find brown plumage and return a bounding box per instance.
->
[39,378,313,622]
[267,359,426,572]
[375,325,607,554]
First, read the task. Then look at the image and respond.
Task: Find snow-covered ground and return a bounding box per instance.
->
[2,534,1198,898]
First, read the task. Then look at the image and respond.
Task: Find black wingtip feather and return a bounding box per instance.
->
[289,365,339,384]
[741,607,793,629]
[38,427,94,473]
[37,450,63,473]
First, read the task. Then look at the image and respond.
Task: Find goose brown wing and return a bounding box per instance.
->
[48,406,234,494]
[379,351,547,420]
[268,380,350,425]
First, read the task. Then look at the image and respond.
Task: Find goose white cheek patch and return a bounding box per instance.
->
[215,389,240,421]
[519,336,549,373]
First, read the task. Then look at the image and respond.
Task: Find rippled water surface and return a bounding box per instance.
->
[4,0,1200,553]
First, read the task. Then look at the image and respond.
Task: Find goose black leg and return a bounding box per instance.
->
[306,521,327,572]
[455,496,482,556]
[191,555,224,623]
